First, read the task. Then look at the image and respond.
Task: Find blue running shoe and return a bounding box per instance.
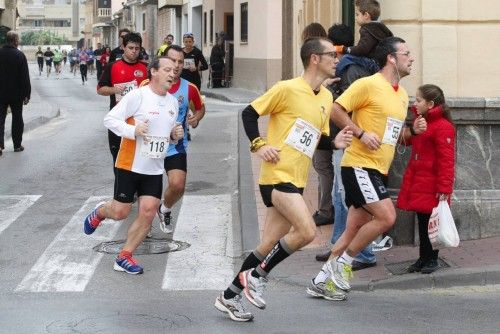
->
[83,201,106,235]
[114,254,144,275]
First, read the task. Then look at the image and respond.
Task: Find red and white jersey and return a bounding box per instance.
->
[103,86,179,175]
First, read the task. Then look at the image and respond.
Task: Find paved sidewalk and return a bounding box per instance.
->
[210,86,500,291]
[2,62,60,149]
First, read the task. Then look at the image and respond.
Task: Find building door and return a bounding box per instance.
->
[224,13,234,41]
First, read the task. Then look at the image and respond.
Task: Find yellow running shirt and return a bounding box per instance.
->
[336,73,408,174]
[251,77,331,188]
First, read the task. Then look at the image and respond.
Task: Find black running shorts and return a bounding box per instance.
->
[341,167,389,208]
[164,153,187,172]
[259,182,304,208]
[114,168,163,203]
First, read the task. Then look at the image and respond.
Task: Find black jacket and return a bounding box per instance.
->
[0,45,31,103]
[349,22,393,58]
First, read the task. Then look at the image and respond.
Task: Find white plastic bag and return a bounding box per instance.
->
[428,200,460,248]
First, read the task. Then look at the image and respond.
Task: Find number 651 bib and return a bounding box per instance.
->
[284,118,320,159]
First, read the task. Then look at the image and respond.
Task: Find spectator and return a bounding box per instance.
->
[0,31,31,155]
[209,36,225,88]
[397,84,456,274]
[157,34,174,56]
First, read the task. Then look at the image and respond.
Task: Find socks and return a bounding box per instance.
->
[338,251,354,266]
[118,250,132,259]
[223,250,264,300]
[313,264,330,284]
[160,203,171,214]
[254,238,294,278]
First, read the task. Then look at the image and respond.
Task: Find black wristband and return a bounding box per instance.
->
[409,125,417,136]
[357,130,365,140]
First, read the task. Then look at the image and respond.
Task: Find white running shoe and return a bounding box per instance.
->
[214,293,254,322]
[239,269,267,309]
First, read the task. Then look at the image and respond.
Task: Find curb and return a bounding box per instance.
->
[237,108,261,254]
[5,106,60,140]
[202,89,258,104]
[273,264,500,292]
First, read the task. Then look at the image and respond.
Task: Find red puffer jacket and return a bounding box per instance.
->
[396,105,455,214]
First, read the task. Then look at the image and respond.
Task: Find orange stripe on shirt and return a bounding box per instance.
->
[115,117,136,171]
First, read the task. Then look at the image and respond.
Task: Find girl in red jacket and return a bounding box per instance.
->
[397,84,456,274]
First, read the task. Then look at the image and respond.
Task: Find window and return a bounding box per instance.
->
[203,12,207,44]
[34,20,43,27]
[240,2,248,43]
[210,10,214,44]
[142,13,146,31]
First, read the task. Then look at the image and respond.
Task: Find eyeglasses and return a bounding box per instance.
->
[392,51,410,57]
[316,51,337,58]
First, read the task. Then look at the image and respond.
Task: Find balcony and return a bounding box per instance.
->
[97,8,111,17]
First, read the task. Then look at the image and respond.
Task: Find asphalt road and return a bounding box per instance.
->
[1,68,500,333]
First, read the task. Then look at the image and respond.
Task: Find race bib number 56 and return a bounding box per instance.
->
[284,118,320,159]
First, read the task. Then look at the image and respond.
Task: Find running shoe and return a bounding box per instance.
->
[114,254,144,274]
[239,269,267,309]
[326,257,353,292]
[83,201,106,235]
[214,293,254,322]
[157,206,173,234]
[306,278,347,301]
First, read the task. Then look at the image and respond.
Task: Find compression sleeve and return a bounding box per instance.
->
[241,105,260,142]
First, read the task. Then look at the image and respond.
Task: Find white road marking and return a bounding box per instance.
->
[16,196,120,292]
[0,195,42,235]
[162,194,234,290]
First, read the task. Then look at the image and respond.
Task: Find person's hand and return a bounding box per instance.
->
[256,145,280,164]
[171,124,184,140]
[323,77,341,86]
[437,193,450,201]
[187,112,199,128]
[413,115,427,135]
[114,84,126,95]
[333,126,353,149]
[134,120,149,137]
[360,132,381,150]
[23,97,29,105]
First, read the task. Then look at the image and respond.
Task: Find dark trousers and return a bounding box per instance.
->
[80,64,88,82]
[0,100,24,149]
[96,61,103,81]
[417,212,439,261]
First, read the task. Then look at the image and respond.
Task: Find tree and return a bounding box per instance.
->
[21,30,68,45]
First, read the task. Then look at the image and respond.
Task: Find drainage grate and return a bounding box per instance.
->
[385,258,450,275]
[93,238,190,255]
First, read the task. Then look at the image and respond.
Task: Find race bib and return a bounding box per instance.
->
[183,58,195,69]
[382,117,404,146]
[115,80,138,102]
[71,56,77,61]
[284,118,320,159]
[95,55,101,60]
[141,136,169,159]
[45,56,51,61]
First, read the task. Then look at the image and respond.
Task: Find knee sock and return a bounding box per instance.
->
[253,238,294,278]
[223,250,264,299]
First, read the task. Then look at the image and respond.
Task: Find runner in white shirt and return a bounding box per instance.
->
[83,57,184,275]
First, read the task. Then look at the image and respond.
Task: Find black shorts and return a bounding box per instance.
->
[46,61,52,66]
[164,153,187,172]
[114,168,163,203]
[259,183,304,208]
[341,167,389,208]
[53,61,61,66]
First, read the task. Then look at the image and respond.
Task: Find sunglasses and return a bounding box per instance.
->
[183,33,194,38]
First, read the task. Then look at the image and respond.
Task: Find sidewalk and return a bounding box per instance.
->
[2,62,60,149]
[209,86,500,291]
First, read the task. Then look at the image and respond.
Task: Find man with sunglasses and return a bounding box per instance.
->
[214,37,353,322]
[310,37,424,299]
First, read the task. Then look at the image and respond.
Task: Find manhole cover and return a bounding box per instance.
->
[385,258,450,275]
[93,238,190,255]
[46,313,192,333]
